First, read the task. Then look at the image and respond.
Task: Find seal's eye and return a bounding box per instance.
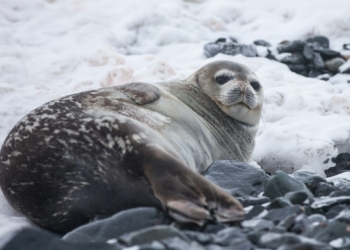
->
[215,75,232,85]
[250,81,261,91]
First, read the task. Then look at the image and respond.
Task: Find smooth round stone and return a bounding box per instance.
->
[242,219,274,232]
[137,241,165,250]
[204,43,222,57]
[325,58,346,73]
[290,214,311,234]
[161,237,196,250]
[213,227,252,249]
[263,206,304,225]
[254,40,271,47]
[239,196,271,207]
[325,204,348,219]
[278,214,297,230]
[277,40,305,54]
[276,242,332,250]
[245,205,267,220]
[284,191,309,205]
[258,232,301,249]
[63,207,171,243]
[204,160,270,197]
[303,220,350,243]
[306,36,330,49]
[311,196,350,210]
[280,54,307,64]
[315,182,340,197]
[263,171,313,200]
[118,225,190,247]
[303,44,314,61]
[332,209,350,223]
[329,237,350,249]
[312,52,325,69]
[184,231,213,245]
[314,48,341,60]
[308,68,324,78]
[308,214,327,224]
[1,228,118,250]
[287,64,309,76]
[267,197,292,210]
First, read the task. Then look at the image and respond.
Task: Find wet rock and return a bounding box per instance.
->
[2,228,117,250]
[215,38,226,43]
[161,237,196,250]
[277,40,305,54]
[325,153,350,177]
[308,214,327,224]
[239,196,271,207]
[254,40,271,47]
[303,44,314,61]
[315,182,340,197]
[118,225,190,247]
[63,207,171,243]
[184,231,213,245]
[287,64,309,75]
[325,58,346,73]
[303,220,350,243]
[340,62,350,74]
[325,204,348,219]
[306,36,330,49]
[202,222,227,234]
[329,237,350,249]
[278,214,297,230]
[245,205,267,220]
[314,48,341,60]
[308,68,324,78]
[291,170,327,194]
[276,242,333,250]
[311,52,325,69]
[266,49,277,60]
[204,42,257,58]
[263,206,304,225]
[258,232,302,249]
[332,208,350,224]
[242,218,275,231]
[284,191,309,205]
[311,196,350,210]
[267,197,292,209]
[204,160,270,197]
[290,214,311,234]
[137,241,165,250]
[280,54,307,64]
[212,227,252,249]
[263,171,313,200]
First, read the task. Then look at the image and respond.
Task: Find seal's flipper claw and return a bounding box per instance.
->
[117,82,161,105]
[167,200,211,225]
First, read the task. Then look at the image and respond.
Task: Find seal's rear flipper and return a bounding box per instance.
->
[117,82,161,105]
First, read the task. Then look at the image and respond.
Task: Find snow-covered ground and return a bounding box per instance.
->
[0,0,350,242]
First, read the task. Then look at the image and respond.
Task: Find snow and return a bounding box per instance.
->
[0,0,350,240]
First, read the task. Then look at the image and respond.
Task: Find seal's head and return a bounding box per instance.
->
[192,60,264,126]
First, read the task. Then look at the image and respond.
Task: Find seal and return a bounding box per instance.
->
[0,60,263,233]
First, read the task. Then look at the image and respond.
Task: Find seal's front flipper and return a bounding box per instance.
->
[117,82,161,105]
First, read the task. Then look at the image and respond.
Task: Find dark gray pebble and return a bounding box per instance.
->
[287,64,309,76]
[303,220,350,243]
[204,160,270,197]
[267,197,292,209]
[245,205,267,220]
[213,227,252,249]
[314,48,341,60]
[263,171,313,200]
[306,36,330,49]
[263,206,304,225]
[63,207,171,243]
[284,191,309,205]
[280,54,307,65]
[277,40,305,54]
[118,225,190,247]
[1,228,118,250]
[315,182,340,197]
[312,52,325,69]
[254,40,271,47]
[239,196,271,207]
[308,214,327,224]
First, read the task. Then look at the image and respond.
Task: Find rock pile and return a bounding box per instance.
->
[204,36,350,79]
[3,159,350,250]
